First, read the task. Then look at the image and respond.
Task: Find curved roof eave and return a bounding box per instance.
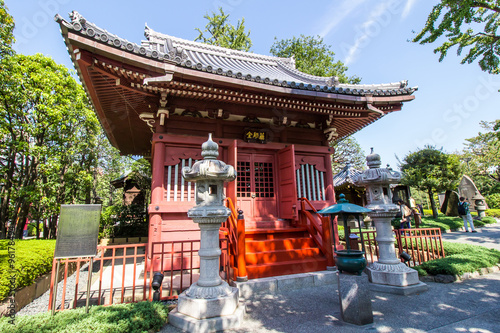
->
[55,11,417,100]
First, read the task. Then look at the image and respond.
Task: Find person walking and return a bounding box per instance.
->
[397,200,412,230]
[458,197,477,233]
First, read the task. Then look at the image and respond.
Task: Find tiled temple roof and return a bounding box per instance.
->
[333,163,363,188]
[55,11,417,97]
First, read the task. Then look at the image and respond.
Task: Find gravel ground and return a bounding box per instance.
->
[17,261,92,316]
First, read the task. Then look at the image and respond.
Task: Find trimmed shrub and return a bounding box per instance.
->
[0,301,168,333]
[486,209,500,218]
[485,193,500,209]
[417,242,500,276]
[423,209,433,216]
[0,240,56,301]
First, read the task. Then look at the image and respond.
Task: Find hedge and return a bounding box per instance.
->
[486,209,500,218]
[0,240,56,301]
[0,301,168,333]
[415,241,500,276]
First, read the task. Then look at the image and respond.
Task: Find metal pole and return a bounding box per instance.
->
[86,257,93,313]
[51,260,60,315]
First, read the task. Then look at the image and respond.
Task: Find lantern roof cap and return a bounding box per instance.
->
[318,194,372,215]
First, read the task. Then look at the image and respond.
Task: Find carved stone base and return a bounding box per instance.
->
[366,262,421,287]
[185,281,233,299]
[169,299,245,332]
[175,285,239,320]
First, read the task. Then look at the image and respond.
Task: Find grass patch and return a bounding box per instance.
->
[416,242,500,276]
[0,301,168,333]
[419,215,463,231]
[0,240,56,301]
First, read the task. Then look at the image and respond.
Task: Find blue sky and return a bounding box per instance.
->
[6,0,499,170]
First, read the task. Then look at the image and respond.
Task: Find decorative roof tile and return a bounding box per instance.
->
[333,163,363,188]
[55,11,417,96]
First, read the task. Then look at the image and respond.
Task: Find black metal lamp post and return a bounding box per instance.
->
[318,194,372,275]
[152,272,164,301]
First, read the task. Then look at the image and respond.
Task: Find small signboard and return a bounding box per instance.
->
[243,128,267,144]
[54,204,101,259]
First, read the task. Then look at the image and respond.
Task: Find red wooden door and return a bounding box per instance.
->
[237,153,277,221]
[278,145,297,219]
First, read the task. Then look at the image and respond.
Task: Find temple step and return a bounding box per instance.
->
[243,226,327,279]
[245,248,322,265]
[245,258,327,279]
[245,227,309,241]
[244,219,292,229]
[245,237,316,252]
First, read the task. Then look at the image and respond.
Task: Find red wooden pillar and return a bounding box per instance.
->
[236,210,247,281]
[323,152,338,262]
[149,138,165,271]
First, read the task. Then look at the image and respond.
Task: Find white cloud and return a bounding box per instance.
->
[343,0,396,65]
[401,0,417,19]
[317,0,368,38]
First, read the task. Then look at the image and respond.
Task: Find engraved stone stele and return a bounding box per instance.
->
[458,175,480,212]
[168,134,245,332]
[353,149,428,295]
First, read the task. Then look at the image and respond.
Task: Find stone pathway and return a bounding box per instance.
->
[441,220,500,251]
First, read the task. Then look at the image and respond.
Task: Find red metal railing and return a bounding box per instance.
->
[395,228,445,266]
[351,228,445,265]
[298,197,335,267]
[49,239,229,312]
[221,198,247,280]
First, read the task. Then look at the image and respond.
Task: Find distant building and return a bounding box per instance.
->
[333,163,366,207]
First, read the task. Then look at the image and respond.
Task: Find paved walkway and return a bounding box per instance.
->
[441,222,500,251]
[162,222,500,332]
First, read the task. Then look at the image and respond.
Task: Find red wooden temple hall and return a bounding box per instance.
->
[56,12,416,279]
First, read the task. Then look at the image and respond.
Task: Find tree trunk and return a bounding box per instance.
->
[428,189,438,219]
[48,215,58,239]
[43,218,48,239]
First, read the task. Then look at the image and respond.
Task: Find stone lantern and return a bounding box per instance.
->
[169,134,245,332]
[472,191,487,219]
[354,149,427,295]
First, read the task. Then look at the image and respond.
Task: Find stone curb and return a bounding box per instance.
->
[419,264,500,283]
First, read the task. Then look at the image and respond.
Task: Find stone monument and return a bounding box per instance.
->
[458,175,480,212]
[440,190,460,216]
[354,149,428,295]
[168,134,245,332]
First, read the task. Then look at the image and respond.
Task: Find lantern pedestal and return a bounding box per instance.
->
[353,150,427,296]
[365,212,426,295]
[168,134,244,332]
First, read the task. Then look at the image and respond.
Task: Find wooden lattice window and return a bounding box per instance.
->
[237,161,251,197]
[254,161,274,198]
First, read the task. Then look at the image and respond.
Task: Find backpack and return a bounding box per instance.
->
[458,202,466,216]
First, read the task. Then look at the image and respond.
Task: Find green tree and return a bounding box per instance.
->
[195,7,252,51]
[270,35,360,84]
[413,1,500,74]
[400,146,463,219]
[0,0,14,59]
[0,54,100,238]
[330,136,366,174]
[462,120,500,195]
